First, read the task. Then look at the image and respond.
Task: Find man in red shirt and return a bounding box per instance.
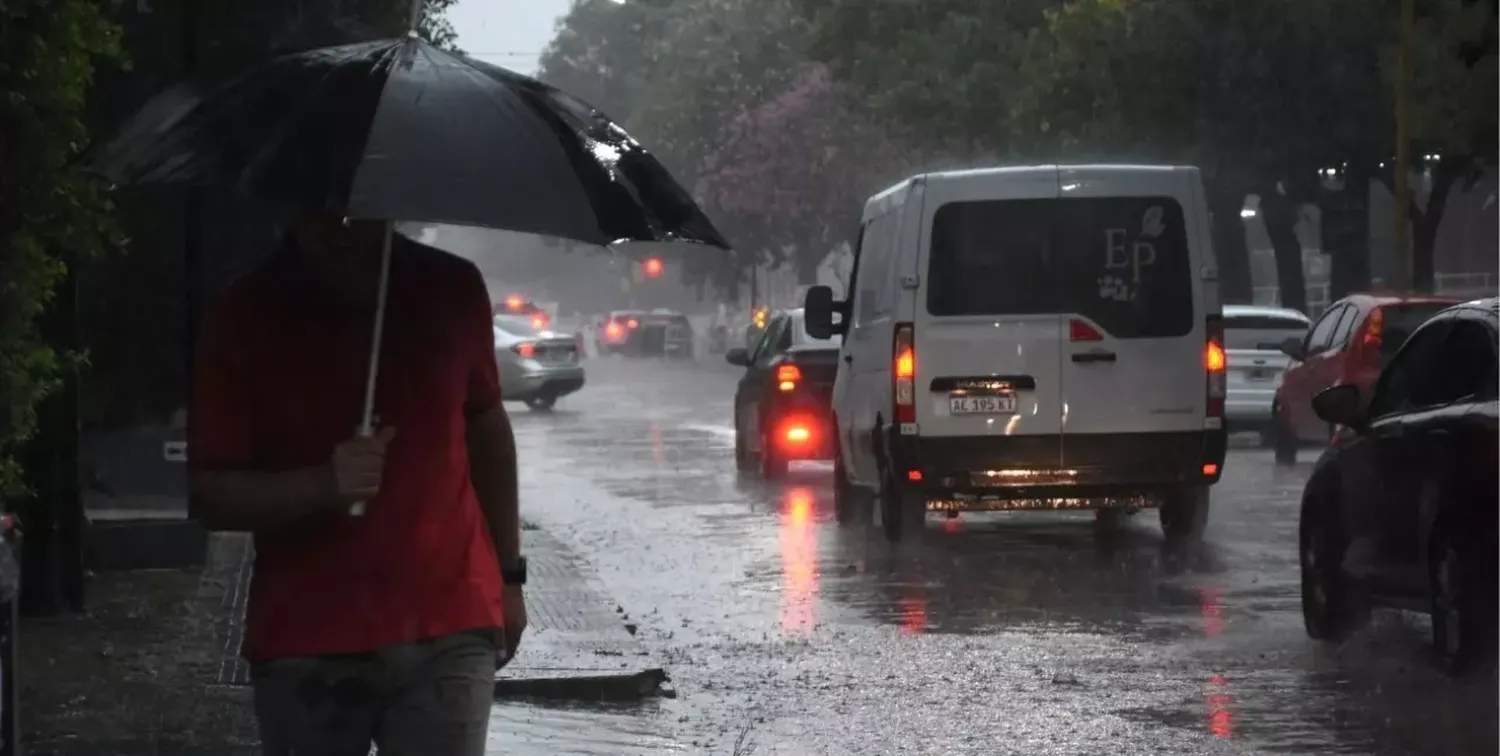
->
[188,214,527,756]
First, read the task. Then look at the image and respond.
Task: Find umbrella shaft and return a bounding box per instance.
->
[350,220,396,518]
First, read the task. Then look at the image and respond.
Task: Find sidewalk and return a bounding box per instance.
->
[19,526,674,754]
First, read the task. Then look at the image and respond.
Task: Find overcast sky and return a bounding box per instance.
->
[446,0,575,75]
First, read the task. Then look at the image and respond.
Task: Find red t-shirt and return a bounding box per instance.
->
[188,238,505,660]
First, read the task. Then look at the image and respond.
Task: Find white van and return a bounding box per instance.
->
[803,164,1228,544]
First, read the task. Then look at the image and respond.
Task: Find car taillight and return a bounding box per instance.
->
[513,342,536,358]
[1360,307,1384,350]
[1205,316,1225,426]
[777,415,817,449]
[627,318,639,329]
[894,323,915,425]
[605,322,624,339]
[532,315,547,329]
[776,363,801,392]
[1069,318,1104,341]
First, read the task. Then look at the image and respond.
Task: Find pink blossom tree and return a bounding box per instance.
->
[695,64,910,284]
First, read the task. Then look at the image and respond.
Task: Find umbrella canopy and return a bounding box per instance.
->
[83,36,729,250]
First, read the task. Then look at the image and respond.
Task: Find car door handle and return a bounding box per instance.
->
[1071,351,1117,363]
[843,355,853,364]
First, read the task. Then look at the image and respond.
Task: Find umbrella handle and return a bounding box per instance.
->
[349,221,396,518]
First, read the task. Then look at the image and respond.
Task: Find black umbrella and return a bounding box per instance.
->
[84,33,730,513]
[84,35,728,249]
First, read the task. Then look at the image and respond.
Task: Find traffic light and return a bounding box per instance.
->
[642,257,664,278]
[752,307,768,329]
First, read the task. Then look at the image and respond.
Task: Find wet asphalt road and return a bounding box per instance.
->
[501,356,1497,756]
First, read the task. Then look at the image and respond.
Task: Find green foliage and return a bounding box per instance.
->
[0,0,125,496]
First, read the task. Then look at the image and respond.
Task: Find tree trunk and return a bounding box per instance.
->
[1207,187,1253,303]
[1410,155,1466,293]
[1260,191,1309,313]
[795,245,824,286]
[1323,168,1373,302]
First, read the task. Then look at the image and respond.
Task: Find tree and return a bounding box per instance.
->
[694,64,910,283]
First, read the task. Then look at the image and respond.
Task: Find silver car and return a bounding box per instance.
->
[1222,304,1311,439]
[493,315,585,411]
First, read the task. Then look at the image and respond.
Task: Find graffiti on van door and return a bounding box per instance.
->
[1098,205,1166,302]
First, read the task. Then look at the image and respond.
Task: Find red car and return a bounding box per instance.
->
[1271,293,1462,463]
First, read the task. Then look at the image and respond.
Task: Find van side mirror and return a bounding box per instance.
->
[1278,336,1305,361]
[1311,384,1364,431]
[803,285,843,339]
[725,347,750,367]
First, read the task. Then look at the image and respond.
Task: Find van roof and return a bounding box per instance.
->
[862,163,1199,222]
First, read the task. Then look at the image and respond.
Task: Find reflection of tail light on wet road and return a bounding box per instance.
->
[1198,585,1234,739]
[896,594,927,636]
[779,488,819,635]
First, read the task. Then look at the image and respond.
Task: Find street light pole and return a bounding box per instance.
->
[1392,0,1414,291]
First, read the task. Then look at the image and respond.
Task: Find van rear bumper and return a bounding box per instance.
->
[884,428,1227,505]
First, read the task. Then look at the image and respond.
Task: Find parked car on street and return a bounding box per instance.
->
[1221,305,1311,441]
[804,164,1227,543]
[727,309,840,478]
[493,314,584,411]
[1298,297,1497,675]
[1270,293,1462,464]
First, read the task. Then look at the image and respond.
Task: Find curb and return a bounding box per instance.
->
[494,528,670,703]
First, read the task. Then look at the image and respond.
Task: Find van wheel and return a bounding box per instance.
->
[832,457,866,524]
[1299,488,1367,641]
[1159,487,1209,546]
[1429,521,1496,675]
[1272,404,1298,465]
[878,466,925,543]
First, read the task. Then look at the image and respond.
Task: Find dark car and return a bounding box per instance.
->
[1298,298,1497,674]
[727,309,839,478]
[598,309,694,358]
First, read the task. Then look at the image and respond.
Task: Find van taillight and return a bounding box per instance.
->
[894,323,915,425]
[1205,316,1225,424]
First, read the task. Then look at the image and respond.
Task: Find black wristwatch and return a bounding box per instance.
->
[501,557,528,586]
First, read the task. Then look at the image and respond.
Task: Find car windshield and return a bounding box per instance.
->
[1224,313,1309,351]
[793,314,837,346]
[494,315,545,337]
[1378,303,1458,362]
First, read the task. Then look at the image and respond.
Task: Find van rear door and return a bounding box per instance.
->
[914,169,1064,470]
[1054,168,1206,473]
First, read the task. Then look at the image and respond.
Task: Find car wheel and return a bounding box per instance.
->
[1159,486,1209,546]
[759,430,788,479]
[1429,522,1495,675]
[733,421,756,474]
[878,464,924,543]
[525,396,556,412]
[1272,403,1298,465]
[832,456,866,525]
[1299,490,1367,641]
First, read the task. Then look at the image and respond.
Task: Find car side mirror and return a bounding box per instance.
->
[1279,336,1305,361]
[803,285,844,339]
[725,347,750,367]
[1312,384,1364,431]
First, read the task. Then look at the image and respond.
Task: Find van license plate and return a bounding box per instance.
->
[949,394,1017,415]
[1247,368,1274,381]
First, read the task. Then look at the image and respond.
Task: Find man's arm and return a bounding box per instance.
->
[190,467,339,532]
[467,404,521,565]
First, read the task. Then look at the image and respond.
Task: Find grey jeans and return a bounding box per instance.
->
[251,629,498,756]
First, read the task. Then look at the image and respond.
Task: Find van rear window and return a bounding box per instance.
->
[926,196,1195,338]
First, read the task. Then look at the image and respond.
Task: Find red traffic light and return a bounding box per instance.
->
[642,257,664,278]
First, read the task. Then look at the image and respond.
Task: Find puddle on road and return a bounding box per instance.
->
[487,700,685,755]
